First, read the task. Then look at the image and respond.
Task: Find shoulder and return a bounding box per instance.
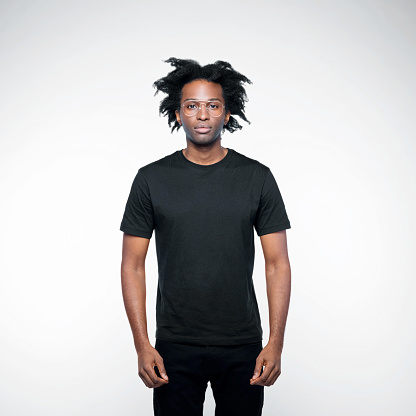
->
[137,150,179,179]
[231,148,270,179]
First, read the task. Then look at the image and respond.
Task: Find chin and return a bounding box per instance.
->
[189,135,218,145]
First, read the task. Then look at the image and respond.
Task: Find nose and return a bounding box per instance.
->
[197,103,210,120]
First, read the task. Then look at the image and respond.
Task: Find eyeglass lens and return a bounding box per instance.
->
[183,101,224,117]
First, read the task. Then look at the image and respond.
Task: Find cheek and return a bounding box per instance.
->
[181,120,195,135]
[214,118,226,130]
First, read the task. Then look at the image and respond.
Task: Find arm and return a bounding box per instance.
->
[250,229,291,387]
[121,233,169,388]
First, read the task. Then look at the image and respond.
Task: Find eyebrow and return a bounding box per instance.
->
[183,98,222,102]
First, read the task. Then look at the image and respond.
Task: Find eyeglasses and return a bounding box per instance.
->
[181,100,225,117]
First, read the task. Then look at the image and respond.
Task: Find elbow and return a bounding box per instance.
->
[265,259,291,275]
[121,261,146,277]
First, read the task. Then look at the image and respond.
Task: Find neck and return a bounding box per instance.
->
[182,143,228,166]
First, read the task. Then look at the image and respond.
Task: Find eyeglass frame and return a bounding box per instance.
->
[180,100,226,117]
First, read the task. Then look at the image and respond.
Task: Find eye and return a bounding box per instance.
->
[186,103,197,109]
[208,103,219,109]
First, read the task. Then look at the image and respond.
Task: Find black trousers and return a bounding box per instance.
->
[153,338,264,416]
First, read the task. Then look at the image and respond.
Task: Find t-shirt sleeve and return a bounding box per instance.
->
[120,168,154,239]
[254,168,291,237]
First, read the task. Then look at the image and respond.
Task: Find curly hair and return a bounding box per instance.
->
[153,57,252,133]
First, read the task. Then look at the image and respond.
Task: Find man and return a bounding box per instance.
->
[120,58,292,416]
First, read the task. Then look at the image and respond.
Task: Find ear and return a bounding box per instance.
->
[224,110,231,126]
[175,110,182,125]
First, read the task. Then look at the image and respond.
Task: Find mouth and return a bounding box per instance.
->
[194,125,212,134]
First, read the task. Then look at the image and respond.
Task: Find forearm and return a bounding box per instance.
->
[120,266,151,352]
[265,262,291,354]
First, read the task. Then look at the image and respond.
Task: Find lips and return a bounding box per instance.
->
[194,125,211,134]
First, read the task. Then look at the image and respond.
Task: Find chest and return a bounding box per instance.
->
[149,170,261,229]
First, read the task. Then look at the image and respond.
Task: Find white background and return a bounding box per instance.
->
[1,1,415,415]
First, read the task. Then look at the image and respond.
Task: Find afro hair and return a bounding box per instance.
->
[153,57,252,133]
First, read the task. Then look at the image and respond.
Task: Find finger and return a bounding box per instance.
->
[265,365,282,386]
[154,365,169,386]
[251,359,264,380]
[153,366,169,386]
[268,369,281,386]
[251,363,274,386]
[145,365,164,386]
[141,365,164,388]
[264,366,278,386]
[155,358,169,382]
[139,370,153,388]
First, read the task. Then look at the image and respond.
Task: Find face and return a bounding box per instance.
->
[175,79,231,146]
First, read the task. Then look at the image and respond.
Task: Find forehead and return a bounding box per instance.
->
[181,79,224,101]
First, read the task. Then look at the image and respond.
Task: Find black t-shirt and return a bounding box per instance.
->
[120,148,291,345]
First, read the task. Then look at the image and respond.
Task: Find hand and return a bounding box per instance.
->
[250,343,281,387]
[137,344,169,388]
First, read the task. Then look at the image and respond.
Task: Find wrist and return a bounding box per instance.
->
[134,338,152,353]
[267,337,283,354]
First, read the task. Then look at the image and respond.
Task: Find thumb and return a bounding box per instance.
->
[155,357,169,381]
[251,358,263,380]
